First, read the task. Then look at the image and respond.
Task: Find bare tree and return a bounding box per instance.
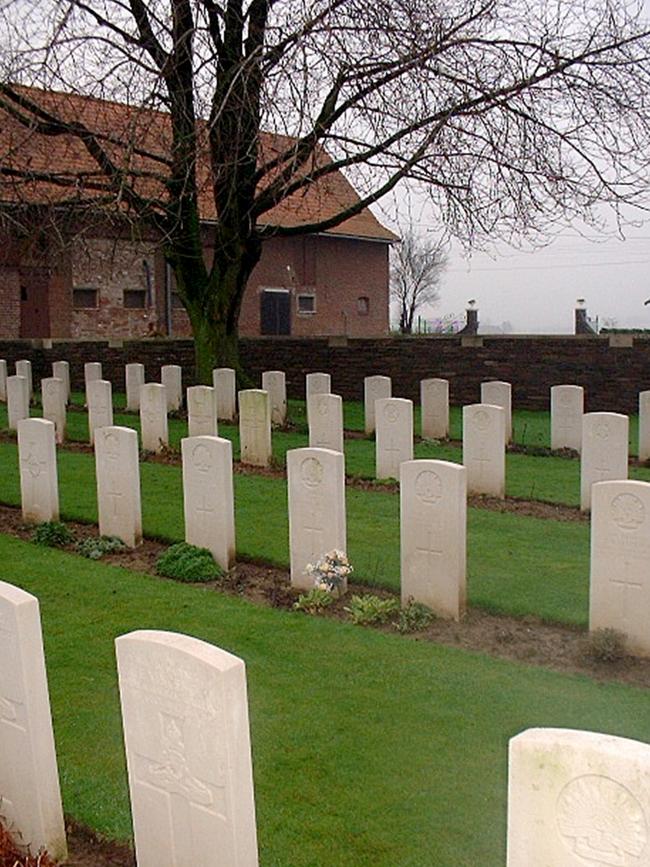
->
[391,230,446,334]
[1,0,650,377]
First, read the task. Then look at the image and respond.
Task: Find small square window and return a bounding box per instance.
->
[357,296,370,315]
[123,289,147,309]
[297,293,316,314]
[73,288,98,309]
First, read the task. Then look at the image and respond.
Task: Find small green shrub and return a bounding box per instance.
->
[32,521,75,548]
[75,536,126,560]
[344,594,399,626]
[156,542,223,583]
[395,600,434,634]
[293,588,334,614]
[583,627,627,663]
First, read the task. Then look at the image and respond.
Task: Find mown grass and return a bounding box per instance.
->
[0,441,590,624]
[4,533,650,866]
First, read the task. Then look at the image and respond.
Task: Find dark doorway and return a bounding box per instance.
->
[260,289,291,335]
[19,267,51,338]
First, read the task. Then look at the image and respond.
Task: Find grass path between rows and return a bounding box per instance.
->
[3,533,650,866]
[0,441,591,624]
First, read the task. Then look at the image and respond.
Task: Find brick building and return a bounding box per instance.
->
[0,87,395,341]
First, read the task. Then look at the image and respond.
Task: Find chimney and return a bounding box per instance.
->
[459,301,479,335]
[575,299,596,334]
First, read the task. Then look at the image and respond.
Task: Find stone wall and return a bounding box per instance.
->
[1,333,649,413]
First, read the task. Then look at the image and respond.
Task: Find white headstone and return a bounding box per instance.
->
[0,580,67,861]
[481,381,512,442]
[95,426,142,547]
[639,390,650,462]
[41,377,66,444]
[239,390,272,467]
[187,386,218,438]
[420,378,449,440]
[0,359,7,401]
[7,375,29,431]
[400,459,466,620]
[17,418,59,524]
[507,727,650,867]
[213,368,237,421]
[261,371,287,427]
[462,403,506,498]
[15,360,32,400]
[126,363,146,411]
[551,385,584,452]
[52,361,70,405]
[375,398,413,480]
[287,447,347,590]
[364,375,392,435]
[590,479,650,655]
[308,393,344,453]
[84,362,102,404]
[161,364,183,412]
[580,412,629,511]
[182,436,236,570]
[116,630,258,867]
[87,379,114,446]
[140,383,169,453]
[305,372,331,421]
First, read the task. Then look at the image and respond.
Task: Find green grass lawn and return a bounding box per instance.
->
[4,533,650,866]
[0,441,591,624]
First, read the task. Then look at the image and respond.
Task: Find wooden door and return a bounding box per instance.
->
[19,267,51,337]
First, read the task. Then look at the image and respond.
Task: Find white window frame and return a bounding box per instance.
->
[297,292,317,315]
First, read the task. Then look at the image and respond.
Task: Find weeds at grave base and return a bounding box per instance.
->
[344,594,400,625]
[293,587,335,614]
[581,627,627,663]
[75,536,127,560]
[394,600,435,634]
[0,818,55,867]
[155,542,223,583]
[31,521,75,549]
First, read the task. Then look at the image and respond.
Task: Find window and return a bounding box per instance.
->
[73,288,98,309]
[123,289,147,309]
[297,293,316,314]
[357,295,370,315]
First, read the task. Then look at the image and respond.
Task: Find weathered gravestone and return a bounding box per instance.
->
[95,426,142,547]
[17,419,59,524]
[41,377,66,444]
[375,398,413,480]
[0,581,67,861]
[305,372,330,422]
[161,364,183,412]
[84,362,102,405]
[187,386,218,438]
[507,727,650,866]
[308,393,344,453]
[116,630,259,867]
[590,479,650,655]
[52,361,70,405]
[639,391,650,462]
[480,380,511,442]
[213,368,237,421]
[87,379,114,445]
[420,378,449,440]
[364,375,392,435]
[400,459,466,620]
[580,412,628,511]
[0,359,7,401]
[126,363,146,411]
[287,447,347,590]
[7,375,29,430]
[140,383,169,453]
[239,390,272,467]
[182,436,235,570]
[551,384,584,452]
[462,403,505,498]
[261,370,287,427]
[15,360,32,401]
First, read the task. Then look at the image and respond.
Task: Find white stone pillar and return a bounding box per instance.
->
[17,418,59,524]
[15,359,33,401]
[41,377,67,444]
[161,364,183,412]
[287,447,347,590]
[0,359,7,401]
[400,459,466,620]
[0,580,67,861]
[140,383,169,453]
[239,390,272,467]
[364,375,392,435]
[213,367,237,421]
[462,403,506,498]
[187,385,218,437]
[420,378,449,440]
[551,384,584,452]
[116,630,258,867]
[481,380,511,442]
[375,397,413,480]
[95,426,142,546]
[84,361,102,405]
[308,393,344,453]
[126,363,146,411]
[580,411,628,511]
[182,435,236,570]
[7,375,29,430]
[305,372,331,422]
[52,360,70,405]
[262,370,287,427]
[87,379,114,446]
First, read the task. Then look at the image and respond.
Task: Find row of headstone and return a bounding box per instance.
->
[0,578,258,865]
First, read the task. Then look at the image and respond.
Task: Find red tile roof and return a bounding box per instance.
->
[0,86,397,242]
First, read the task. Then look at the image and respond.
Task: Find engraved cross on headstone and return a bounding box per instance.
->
[611,556,643,631]
[415,518,443,574]
[304,495,324,563]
